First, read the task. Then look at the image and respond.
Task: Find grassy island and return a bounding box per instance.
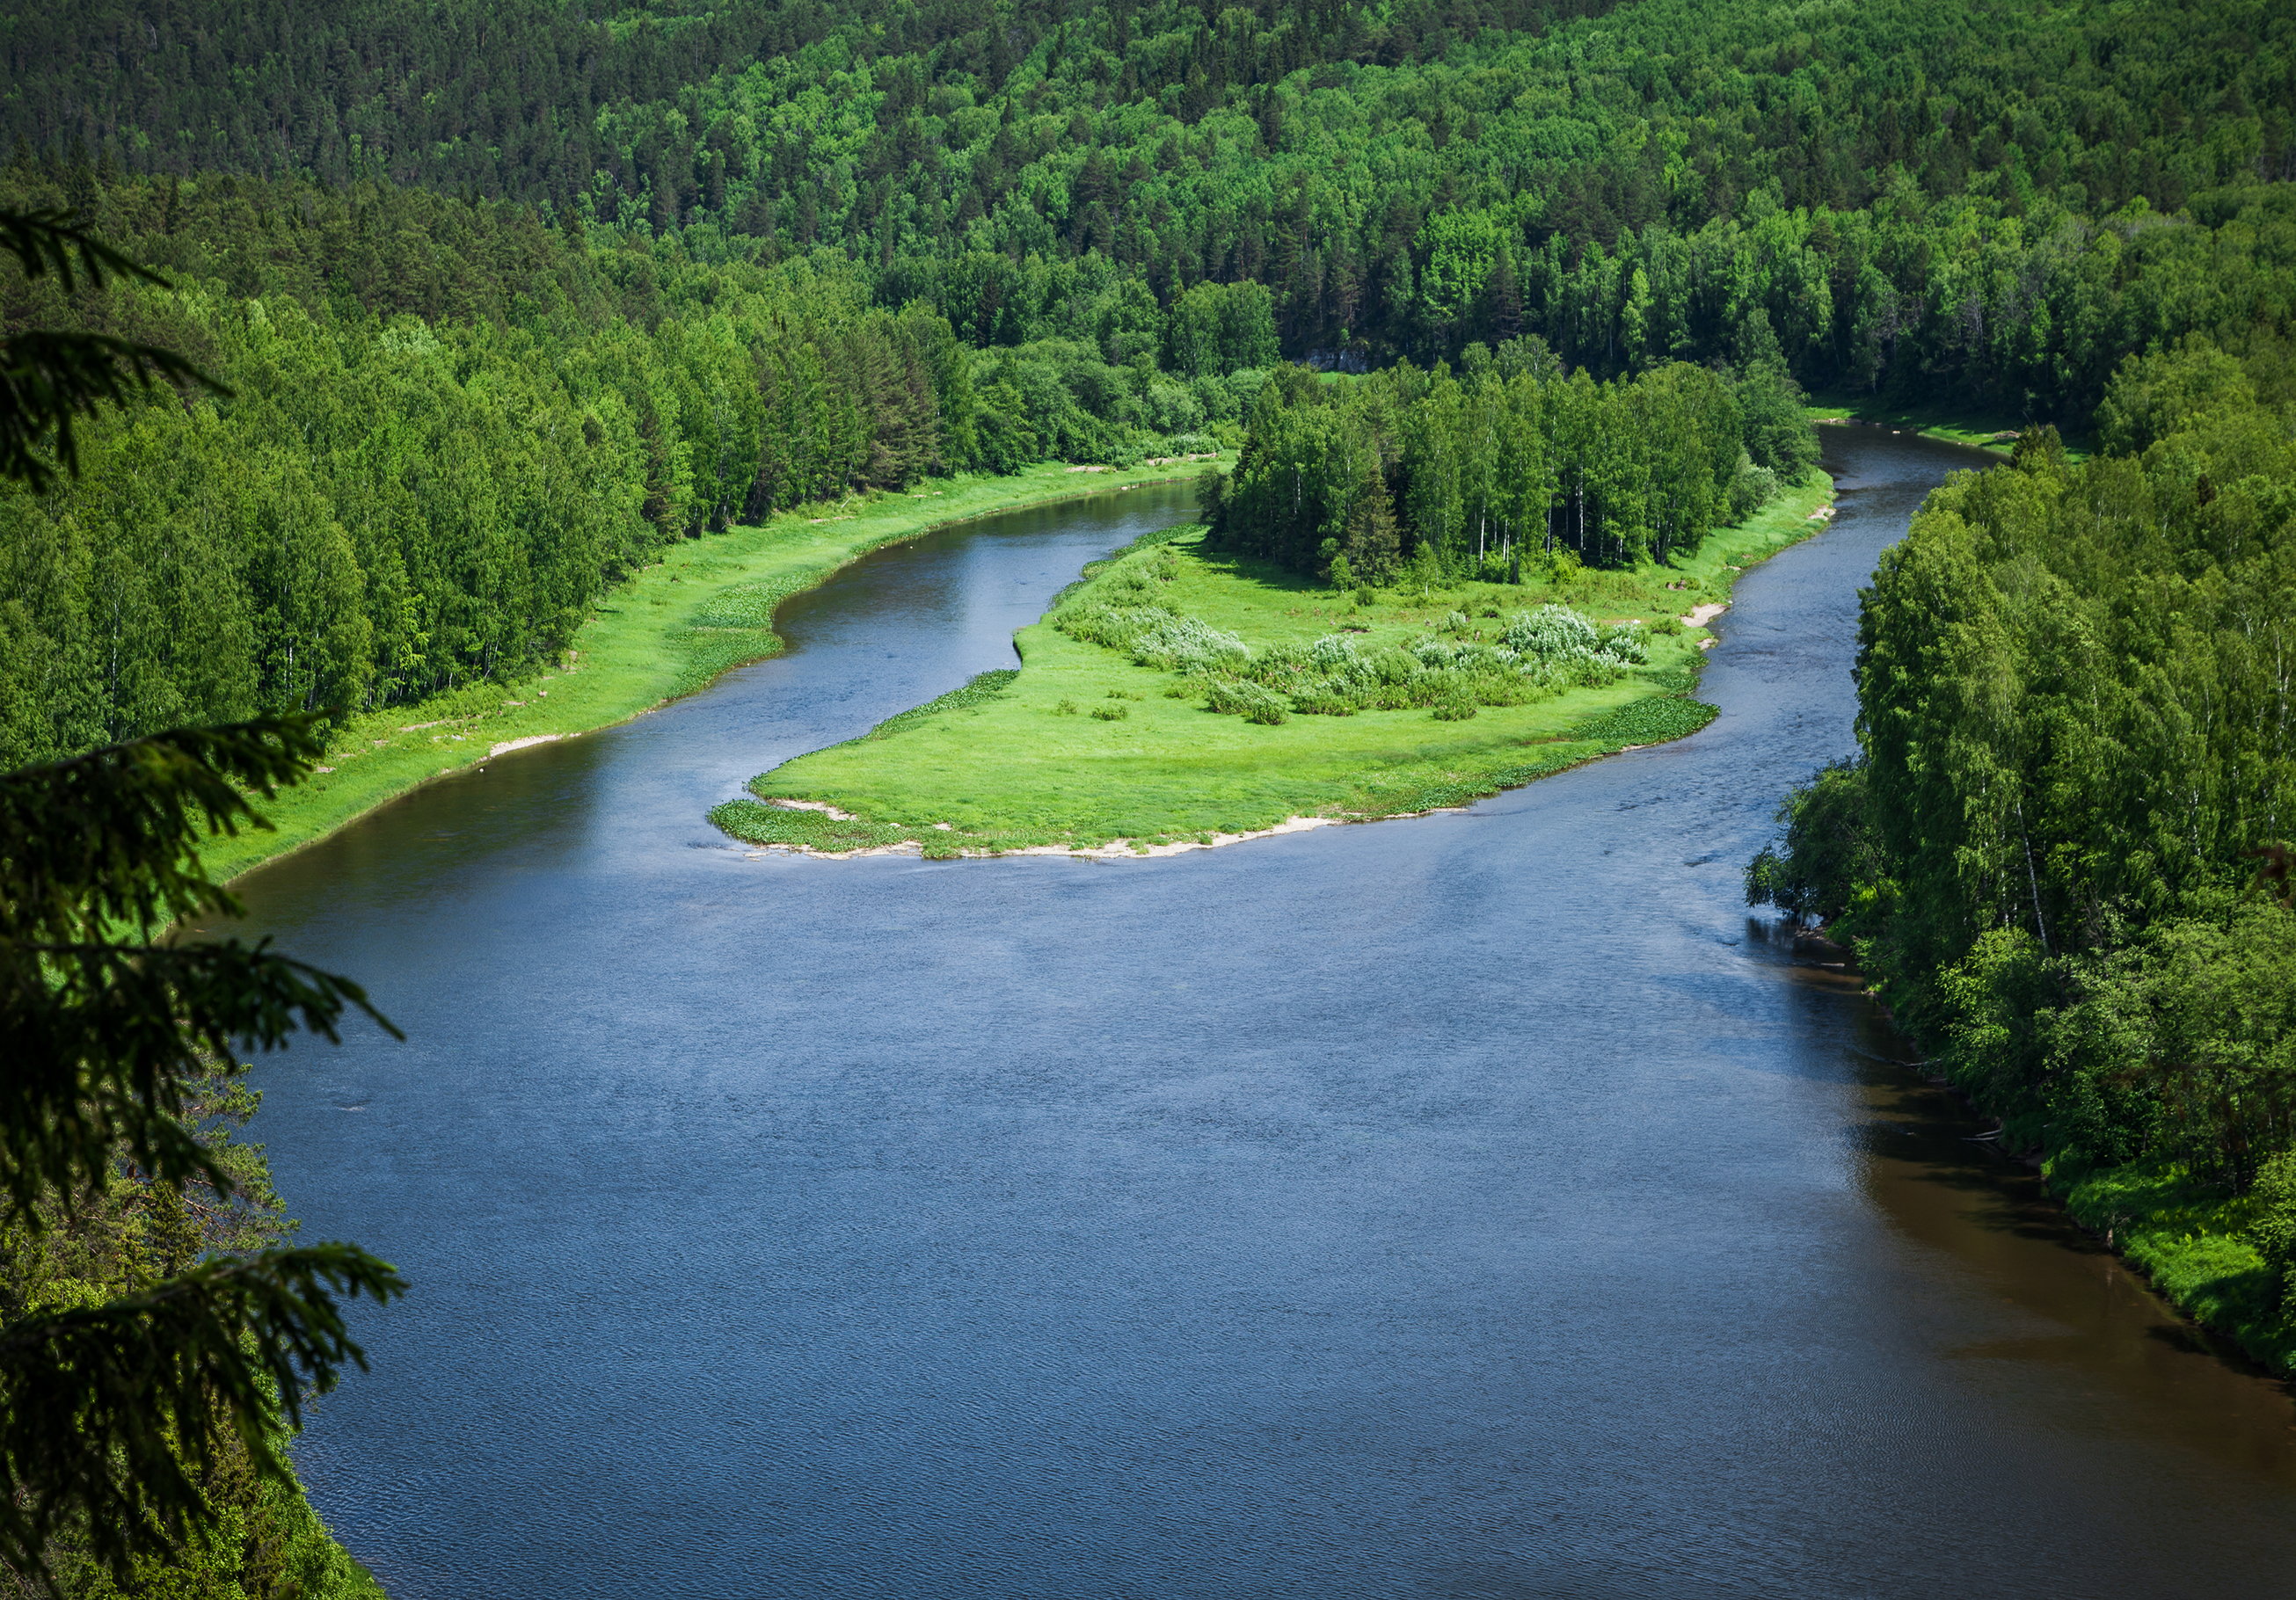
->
[715,476,1833,858]
[201,465,1204,881]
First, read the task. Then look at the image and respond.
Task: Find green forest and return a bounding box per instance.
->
[1206,338,1813,580]
[0,1060,388,1599]
[5,0,2292,775]
[11,0,2293,404]
[1747,346,2296,1364]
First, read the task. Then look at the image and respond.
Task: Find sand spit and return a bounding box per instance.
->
[488,734,563,759]
[732,803,1375,862]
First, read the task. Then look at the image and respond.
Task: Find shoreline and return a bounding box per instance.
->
[722,476,1837,862]
[1851,979,2296,1380]
[209,464,1212,884]
[1806,404,2088,462]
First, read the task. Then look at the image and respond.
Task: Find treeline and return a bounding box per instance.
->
[0,164,1272,770]
[14,0,2295,418]
[1206,340,1817,581]
[1747,337,2296,1266]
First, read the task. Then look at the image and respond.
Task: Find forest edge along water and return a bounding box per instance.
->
[201,463,1219,884]
[215,428,2296,1600]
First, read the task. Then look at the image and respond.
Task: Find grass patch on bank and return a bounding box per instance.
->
[203,463,1205,881]
[1804,392,2093,461]
[2052,1156,2296,1373]
[719,476,1832,857]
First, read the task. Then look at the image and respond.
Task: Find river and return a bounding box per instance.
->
[233,432,2296,1598]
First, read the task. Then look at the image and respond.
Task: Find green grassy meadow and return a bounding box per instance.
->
[204,464,1200,881]
[721,477,1834,857]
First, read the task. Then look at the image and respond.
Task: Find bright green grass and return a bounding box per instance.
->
[204,464,1202,881]
[1804,391,2093,462]
[2052,1156,2296,1373]
[722,476,1833,857]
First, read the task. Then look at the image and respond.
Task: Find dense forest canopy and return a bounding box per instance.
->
[1747,348,2296,1315]
[8,0,2293,414]
[1,0,2289,769]
[1206,340,1815,580]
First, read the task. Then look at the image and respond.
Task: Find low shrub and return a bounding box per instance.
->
[1601,621,1650,665]
[1130,613,1250,673]
[1204,677,1290,724]
[1091,703,1129,720]
[1571,695,1719,745]
[1054,698,1079,716]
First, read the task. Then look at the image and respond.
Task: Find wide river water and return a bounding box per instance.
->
[234,430,2296,1598]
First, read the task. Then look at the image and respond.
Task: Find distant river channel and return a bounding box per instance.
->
[230,432,2296,1598]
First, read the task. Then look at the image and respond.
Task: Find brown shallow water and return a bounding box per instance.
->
[219,438,2296,1598]
[1832,970,2296,1476]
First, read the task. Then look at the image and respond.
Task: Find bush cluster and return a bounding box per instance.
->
[1061,583,1653,724]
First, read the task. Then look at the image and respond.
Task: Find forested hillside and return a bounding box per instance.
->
[4,0,2292,774]
[11,0,2293,412]
[0,164,1257,768]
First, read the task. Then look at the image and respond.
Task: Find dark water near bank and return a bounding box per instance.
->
[232,440,2296,1598]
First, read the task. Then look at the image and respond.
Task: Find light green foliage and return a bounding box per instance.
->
[2249,1151,2296,1315]
[2093,337,2264,455]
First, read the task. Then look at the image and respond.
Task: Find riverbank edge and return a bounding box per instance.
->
[1856,1024,2296,1378]
[1807,400,2295,1376]
[205,464,1212,883]
[719,474,1837,861]
[2049,1158,2296,1375]
[1802,394,2092,462]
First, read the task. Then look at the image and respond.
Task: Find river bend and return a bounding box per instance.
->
[235,435,2296,1598]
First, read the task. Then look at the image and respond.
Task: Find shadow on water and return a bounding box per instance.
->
[222,444,2296,1600]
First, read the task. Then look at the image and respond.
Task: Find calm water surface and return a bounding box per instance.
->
[233,439,2296,1598]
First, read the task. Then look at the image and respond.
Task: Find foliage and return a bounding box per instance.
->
[0,715,405,1587]
[1209,339,1771,578]
[8,0,2292,776]
[1745,345,2296,1355]
[0,1072,389,1600]
[1744,759,1879,927]
[11,0,2293,423]
[0,164,1243,774]
[0,207,227,492]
